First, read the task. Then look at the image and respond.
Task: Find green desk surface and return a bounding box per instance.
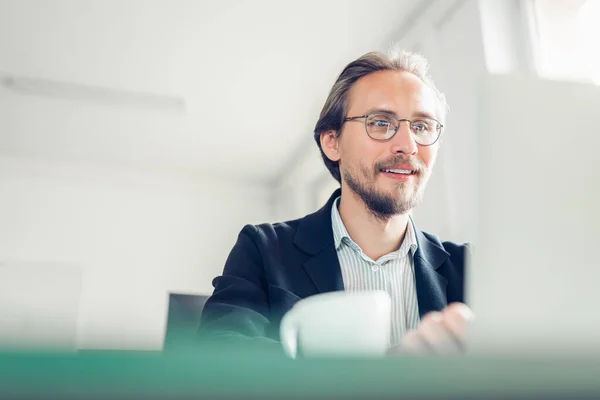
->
[1,348,599,399]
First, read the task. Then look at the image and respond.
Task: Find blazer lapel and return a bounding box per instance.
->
[302,247,344,293]
[292,189,451,309]
[413,228,450,317]
[294,189,344,294]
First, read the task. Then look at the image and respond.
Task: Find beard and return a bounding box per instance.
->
[342,155,431,221]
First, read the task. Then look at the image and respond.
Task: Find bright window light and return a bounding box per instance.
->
[535,0,600,85]
[577,0,600,85]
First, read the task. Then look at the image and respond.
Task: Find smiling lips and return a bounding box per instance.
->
[380,164,419,176]
[378,164,419,182]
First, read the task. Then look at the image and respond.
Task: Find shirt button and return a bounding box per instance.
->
[371,264,379,272]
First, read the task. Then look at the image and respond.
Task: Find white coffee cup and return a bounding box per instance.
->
[279,290,391,358]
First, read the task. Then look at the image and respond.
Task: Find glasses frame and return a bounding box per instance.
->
[343,112,444,146]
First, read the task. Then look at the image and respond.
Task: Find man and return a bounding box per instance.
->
[199,48,472,355]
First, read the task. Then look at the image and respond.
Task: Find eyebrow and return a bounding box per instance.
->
[363,107,437,120]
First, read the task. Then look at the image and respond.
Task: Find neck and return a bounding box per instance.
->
[337,186,410,261]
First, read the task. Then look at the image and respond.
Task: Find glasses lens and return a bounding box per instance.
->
[410,118,441,145]
[366,113,397,140]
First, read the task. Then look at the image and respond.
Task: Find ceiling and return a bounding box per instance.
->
[0,0,423,184]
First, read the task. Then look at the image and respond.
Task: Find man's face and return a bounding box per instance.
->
[324,70,442,219]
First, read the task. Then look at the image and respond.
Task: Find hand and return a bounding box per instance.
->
[389,302,474,356]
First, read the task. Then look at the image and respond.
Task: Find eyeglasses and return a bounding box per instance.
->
[343,112,444,146]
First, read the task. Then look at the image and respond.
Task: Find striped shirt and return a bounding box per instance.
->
[331,197,420,347]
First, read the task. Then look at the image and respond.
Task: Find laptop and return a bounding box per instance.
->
[467,74,600,355]
[163,293,209,350]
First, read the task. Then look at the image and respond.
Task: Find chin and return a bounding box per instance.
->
[395,189,420,205]
[392,183,417,196]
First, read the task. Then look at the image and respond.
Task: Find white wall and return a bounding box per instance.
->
[0,155,271,350]
[271,145,338,222]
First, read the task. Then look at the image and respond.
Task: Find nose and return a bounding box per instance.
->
[389,121,418,156]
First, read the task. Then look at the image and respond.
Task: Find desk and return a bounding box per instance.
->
[1,348,599,399]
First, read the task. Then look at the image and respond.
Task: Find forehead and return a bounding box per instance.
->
[346,70,441,119]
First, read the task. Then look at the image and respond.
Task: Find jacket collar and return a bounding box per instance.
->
[293,188,341,256]
[294,188,451,316]
[294,189,344,293]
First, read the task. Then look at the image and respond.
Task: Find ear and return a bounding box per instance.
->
[320,130,341,162]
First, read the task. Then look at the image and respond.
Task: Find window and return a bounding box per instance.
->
[533,0,600,84]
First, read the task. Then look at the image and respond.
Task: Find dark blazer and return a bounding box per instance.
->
[199,189,468,345]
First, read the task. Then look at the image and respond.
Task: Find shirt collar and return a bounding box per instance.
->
[330,196,418,258]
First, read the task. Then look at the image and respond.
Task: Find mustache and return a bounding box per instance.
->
[375,155,426,173]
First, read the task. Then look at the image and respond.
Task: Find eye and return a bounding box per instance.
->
[411,120,432,134]
[367,114,394,130]
[368,119,391,128]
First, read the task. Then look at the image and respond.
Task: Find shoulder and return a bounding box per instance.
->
[237,216,305,244]
[443,239,472,259]
[420,230,471,261]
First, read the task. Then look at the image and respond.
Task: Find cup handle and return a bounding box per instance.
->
[279,310,300,359]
